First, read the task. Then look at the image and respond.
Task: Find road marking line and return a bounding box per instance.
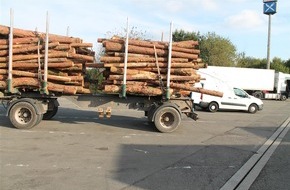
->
[220,116,290,190]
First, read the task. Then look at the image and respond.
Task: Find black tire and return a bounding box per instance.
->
[252,91,263,99]
[154,107,181,133]
[280,94,287,101]
[35,114,43,126]
[43,106,58,120]
[248,104,258,114]
[9,102,39,129]
[208,102,218,112]
[43,100,58,120]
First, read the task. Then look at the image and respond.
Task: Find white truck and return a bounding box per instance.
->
[191,72,264,113]
[198,66,290,101]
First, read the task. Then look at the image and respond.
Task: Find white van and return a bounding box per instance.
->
[191,72,264,113]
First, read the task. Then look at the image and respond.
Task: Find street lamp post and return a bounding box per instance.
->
[263,0,277,70]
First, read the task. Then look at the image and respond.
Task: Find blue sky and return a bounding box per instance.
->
[1,0,289,60]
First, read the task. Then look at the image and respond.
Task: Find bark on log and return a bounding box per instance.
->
[110,66,156,76]
[68,53,94,62]
[1,77,78,94]
[0,42,60,56]
[104,84,163,96]
[140,68,197,76]
[105,42,198,60]
[108,74,199,81]
[100,56,188,63]
[100,38,199,52]
[170,82,223,97]
[0,74,6,80]
[8,61,74,68]
[172,40,199,48]
[0,52,68,62]
[104,62,201,69]
[0,81,6,89]
[85,63,104,68]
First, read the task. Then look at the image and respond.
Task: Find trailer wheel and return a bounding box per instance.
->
[208,102,218,112]
[154,107,181,133]
[43,100,59,120]
[248,104,258,114]
[252,91,263,99]
[9,101,41,129]
[280,94,287,101]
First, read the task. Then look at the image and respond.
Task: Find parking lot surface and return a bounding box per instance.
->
[0,98,289,190]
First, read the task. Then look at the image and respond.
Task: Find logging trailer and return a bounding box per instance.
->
[0,17,199,133]
[0,90,198,133]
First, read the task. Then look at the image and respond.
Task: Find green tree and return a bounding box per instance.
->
[270,57,290,73]
[199,32,236,66]
[284,58,290,73]
[172,30,237,67]
[172,29,201,42]
[86,68,104,94]
[236,53,267,68]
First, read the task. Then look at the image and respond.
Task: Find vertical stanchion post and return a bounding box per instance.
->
[66,26,70,37]
[166,22,173,100]
[43,11,49,94]
[7,8,14,93]
[122,17,129,98]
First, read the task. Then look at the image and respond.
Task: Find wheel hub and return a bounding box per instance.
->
[16,108,32,124]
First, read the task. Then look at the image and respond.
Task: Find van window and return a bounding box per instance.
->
[234,88,247,98]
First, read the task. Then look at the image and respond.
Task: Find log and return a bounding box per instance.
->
[108,74,199,81]
[85,63,105,68]
[70,43,93,47]
[0,42,60,56]
[172,40,199,48]
[8,61,74,68]
[140,68,197,76]
[104,84,163,96]
[68,53,94,62]
[104,62,201,69]
[0,81,6,89]
[110,66,157,76]
[100,56,188,63]
[105,42,198,59]
[0,25,36,37]
[2,77,78,94]
[170,82,223,97]
[0,74,7,80]
[100,38,199,52]
[0,51,68,62]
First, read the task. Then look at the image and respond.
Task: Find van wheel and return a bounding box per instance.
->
[248,104,258,114]
[208,102,218,112]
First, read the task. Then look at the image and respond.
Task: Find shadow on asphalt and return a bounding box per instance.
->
[0,106,158,132]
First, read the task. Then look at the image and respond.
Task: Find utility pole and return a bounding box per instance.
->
[263,0,277,69]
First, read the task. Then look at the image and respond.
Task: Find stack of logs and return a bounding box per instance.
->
[88,37,223,97]
[0,25,94,95]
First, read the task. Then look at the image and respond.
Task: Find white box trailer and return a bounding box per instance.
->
[197,66,290,100]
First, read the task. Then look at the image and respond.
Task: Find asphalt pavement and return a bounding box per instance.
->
[249,119,290,190]
[0,98,289,190]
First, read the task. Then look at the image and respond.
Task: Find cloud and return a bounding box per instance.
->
[225,10,266,30]
[201,0,218,11]
[165,1,184,13]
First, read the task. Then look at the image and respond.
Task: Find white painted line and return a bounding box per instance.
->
[236,118,290,190]
[220,116,290,190]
